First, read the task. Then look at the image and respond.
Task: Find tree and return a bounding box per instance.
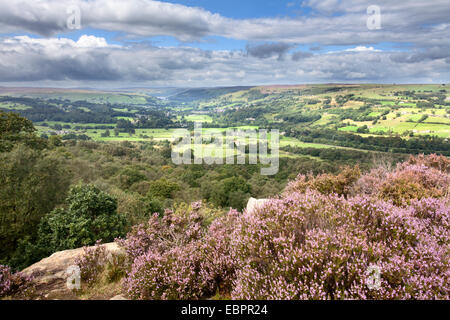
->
[145,197,164,217]
[48,135,63,147]
[30,185,128,261]
[209,176,251,211]
[101,129,111,138]
[119,167,147,189]
[147,178,180,199]
[0,111,45,152]
[0,111,34,135]
[0,145,71,268]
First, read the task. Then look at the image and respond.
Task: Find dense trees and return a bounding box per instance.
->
[280,112,321,124]
[0,110,46,152]
[10,185,128,270]
[0,146,71,268]
[0,112,71,268]
[0,96,172,126]
[286,128,450,155]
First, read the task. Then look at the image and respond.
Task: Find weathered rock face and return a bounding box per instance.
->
[22,242,124,300]
[246,197,269,214]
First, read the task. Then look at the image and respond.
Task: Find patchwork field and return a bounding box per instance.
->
[2,84,449,158]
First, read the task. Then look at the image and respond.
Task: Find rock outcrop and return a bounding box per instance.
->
[246,197,269,213]
[22,242,124,300]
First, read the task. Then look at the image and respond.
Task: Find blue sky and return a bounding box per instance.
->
[0,0,448,87]
[56,1,310,51]
[163,0,308,19]
[49,1,403,57]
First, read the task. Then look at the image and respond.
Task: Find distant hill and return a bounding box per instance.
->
[167,86,255,103]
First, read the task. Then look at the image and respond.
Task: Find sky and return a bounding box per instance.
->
[0,0,449,88]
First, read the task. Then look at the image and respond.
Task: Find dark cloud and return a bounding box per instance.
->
[390,47,450,64]
[0,36,448,86]
[1,0,449,49]
[246,42,294,60]
[292,51,313,61]
[0,1,449,84]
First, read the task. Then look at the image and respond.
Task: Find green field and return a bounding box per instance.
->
[182,114,213,123]
[3,84,448,157]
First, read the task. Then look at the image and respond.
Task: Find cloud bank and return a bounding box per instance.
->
[0,0,449,85]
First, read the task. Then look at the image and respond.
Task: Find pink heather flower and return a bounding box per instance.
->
[121,155,450,300]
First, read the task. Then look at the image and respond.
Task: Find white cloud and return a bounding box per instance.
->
[4,35,112,49]
[76,35,109,48]
[0,35,448,85]
[0,0,449,47]
[0,0,449,85]
[344,46,381,52]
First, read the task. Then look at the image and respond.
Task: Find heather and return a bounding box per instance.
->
[120,202,233,299]
[0,265,36,299]
[231,194,449,299]
[75,241,128,290]
[120,154,449,300]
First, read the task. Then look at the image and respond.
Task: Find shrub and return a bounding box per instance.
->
[122,207,206,299]
[145,197,164,217]
[208,176,252,211]
[350,166,388,196]
[285,166,361,197]
[0,265,36,299]
[118,167,147,189]
[350,154,449,206]
[147,178,180,199]
[75,241,129,288]
[122,202,235,300]
[125,241,206,300]
[75,241,107,287]
[231,192,449,299]
[34,185,128,256]
[406,154,450,173]
[105,253,128,283]
[122,155,449,300]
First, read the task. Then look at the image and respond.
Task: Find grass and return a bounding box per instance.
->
[339,126,359,132]
[280,137,340,149]
[423,116,450,124]
[182,115,213,123]
[0,103,32,110]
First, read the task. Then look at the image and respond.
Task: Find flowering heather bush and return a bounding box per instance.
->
[122,155,449,300]
[198,209,240,295]
[378,165,447,206]
[405,153,450,173]
[285,166,361,197]
[122,202,238,299]
[349,155,449,206]
[231,193,449,299]
[350,166,389,196]
[75,241,107,287]
[0,265,35,299]
[75,240,128,287]
[121,205,207,300]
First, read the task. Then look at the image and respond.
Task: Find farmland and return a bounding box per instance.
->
[0,84,449,158]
